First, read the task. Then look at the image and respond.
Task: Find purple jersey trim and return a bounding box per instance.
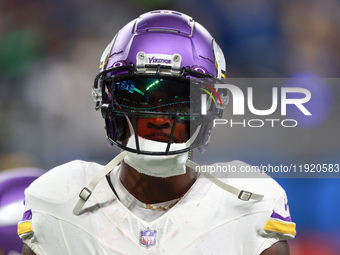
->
[22,210,32,221]
[270,210,292,222]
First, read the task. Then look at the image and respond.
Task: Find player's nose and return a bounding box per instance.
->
[147,117,172,130]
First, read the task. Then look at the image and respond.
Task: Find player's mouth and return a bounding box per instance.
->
[141,133,180,143]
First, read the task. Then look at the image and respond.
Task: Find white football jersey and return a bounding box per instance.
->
[18,160,296,255]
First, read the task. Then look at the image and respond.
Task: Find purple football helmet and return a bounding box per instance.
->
[92,10,228,155]
[0,168,44,255]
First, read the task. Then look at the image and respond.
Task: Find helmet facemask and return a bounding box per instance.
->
[93,64,225,155]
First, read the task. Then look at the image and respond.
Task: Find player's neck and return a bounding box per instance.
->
[119,161,197,204]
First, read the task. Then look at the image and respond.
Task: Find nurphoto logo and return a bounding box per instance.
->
[201,83,312,128]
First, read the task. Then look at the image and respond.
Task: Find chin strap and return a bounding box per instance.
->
[186,160,264,201]
[73,151,127,215]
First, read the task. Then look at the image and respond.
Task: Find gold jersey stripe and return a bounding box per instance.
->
[263,219,296,237]
[17,221,33,236]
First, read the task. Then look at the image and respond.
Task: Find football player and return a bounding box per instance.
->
[18,10,296,254]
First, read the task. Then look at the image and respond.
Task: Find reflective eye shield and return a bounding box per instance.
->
[98,74,222,120]
[112,76,200,116]
[93,65,223,112]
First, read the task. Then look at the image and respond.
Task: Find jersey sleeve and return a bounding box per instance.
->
[17,205,44,254]
[255,187,296,255]
[262,189,296,239]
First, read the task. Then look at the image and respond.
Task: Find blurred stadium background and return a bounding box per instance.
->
[0,0,339,254]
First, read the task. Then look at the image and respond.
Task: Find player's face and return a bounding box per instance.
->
[112,77,192,144]
[135,87,189,144]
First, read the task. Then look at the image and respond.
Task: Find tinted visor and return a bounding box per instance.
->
[111,77,202,119]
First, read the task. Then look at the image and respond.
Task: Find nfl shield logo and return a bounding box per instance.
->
[140,228,156,248]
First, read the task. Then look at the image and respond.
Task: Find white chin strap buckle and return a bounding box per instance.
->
[73,151,127,215]
[186,160,264,201]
